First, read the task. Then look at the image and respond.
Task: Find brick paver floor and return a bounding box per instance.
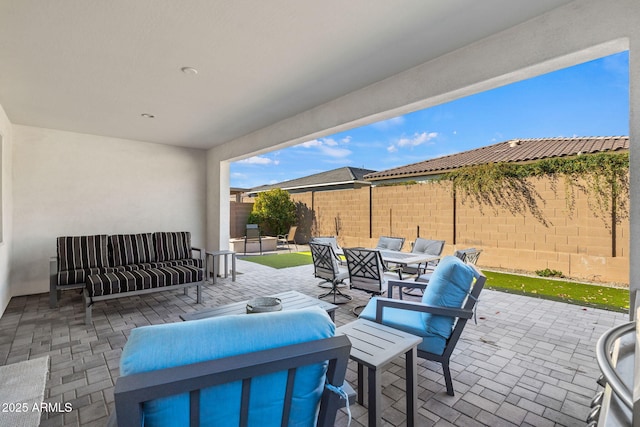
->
[0,256,629,426]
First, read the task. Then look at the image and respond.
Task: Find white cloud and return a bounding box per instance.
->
[341,136,352,144]
[299,139,322,148]
[397,131,438,148]
[297,137,352,159]
[320,145,351,158]
[238,155,276,165]
[323,138,339,146]
[387,145,398,153]
[372,116,405,130]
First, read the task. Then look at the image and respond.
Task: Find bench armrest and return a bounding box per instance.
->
[191,247,203,260]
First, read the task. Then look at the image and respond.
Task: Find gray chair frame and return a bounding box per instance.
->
[374,264,486,396]
[344,248,388,296]
[111,335,352,427]
[454,247,482,265]
[310,242,352,304]
[244,224,262,255]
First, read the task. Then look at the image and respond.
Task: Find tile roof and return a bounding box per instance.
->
[251,166,376,192]
[365,136,629,180]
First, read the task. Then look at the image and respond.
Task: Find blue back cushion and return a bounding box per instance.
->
[120,307,335,427]
[421,255,475,339]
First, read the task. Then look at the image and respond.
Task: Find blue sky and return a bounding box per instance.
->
[230,51,629,189]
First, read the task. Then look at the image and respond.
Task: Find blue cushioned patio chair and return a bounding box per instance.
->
[110,307,352,427]
[359,255,486,396]
[310,242,352,304]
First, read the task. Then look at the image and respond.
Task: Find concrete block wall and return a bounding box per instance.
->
[286,178,629,284]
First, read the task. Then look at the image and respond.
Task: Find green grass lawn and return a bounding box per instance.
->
[484,271,629,313]
[240,252,313,269]
[238,252,629,312]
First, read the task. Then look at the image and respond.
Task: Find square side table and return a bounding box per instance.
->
[336,318,421,427]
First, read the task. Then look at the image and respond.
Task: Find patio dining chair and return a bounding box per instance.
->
[375,236,405,252]
[311,236,342,256]
[244,224,262,255]
[344,247,399,316]
[400,238,445,296]
[310,242,352,304]
[403,238,445,276]
[277,225,298,252]
[359,255,486,396]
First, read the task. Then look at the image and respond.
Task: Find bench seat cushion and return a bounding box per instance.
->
[86,265,203,298]
[106,258,203,273]
[58,267,104,286]
[120,307,334,427]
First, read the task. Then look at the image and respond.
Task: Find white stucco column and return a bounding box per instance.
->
[628,35,640,318]
[206,148,230,251]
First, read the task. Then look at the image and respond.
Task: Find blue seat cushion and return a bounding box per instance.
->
[119,307,335,427]
[421,255,475,340]
[359,297,448,355]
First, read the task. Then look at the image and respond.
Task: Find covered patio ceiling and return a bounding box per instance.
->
[0,0,574,149]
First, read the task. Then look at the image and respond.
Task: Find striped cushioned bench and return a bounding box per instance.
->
[84,265,203,324]
[50,232,205,314]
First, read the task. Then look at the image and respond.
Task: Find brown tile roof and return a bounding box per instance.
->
[365,136,629,180]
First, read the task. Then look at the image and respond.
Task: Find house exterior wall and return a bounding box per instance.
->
[0,103,13,315]
[10,125,207,296]
[295,178,629,284]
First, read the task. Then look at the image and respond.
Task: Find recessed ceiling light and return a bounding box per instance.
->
[181,66,198,75]
[141,113,155,119]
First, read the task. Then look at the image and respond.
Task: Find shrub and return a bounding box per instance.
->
[536,268,564,278]
[248,189,296,235]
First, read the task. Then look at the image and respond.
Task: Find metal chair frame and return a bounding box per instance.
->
[310,242,352,304]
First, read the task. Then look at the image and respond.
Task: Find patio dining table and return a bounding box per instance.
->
[337,247,440,280]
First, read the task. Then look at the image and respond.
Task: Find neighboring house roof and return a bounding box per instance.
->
[251,167,376,193]
[365,136,629,181]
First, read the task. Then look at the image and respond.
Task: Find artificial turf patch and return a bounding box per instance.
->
[484,271,629,313]
[240,252,313,269]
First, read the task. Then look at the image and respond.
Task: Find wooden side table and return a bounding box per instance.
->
[205,250,236,284]
[336,319,421,427]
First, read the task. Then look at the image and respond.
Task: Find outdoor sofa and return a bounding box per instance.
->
[50,231,204,324]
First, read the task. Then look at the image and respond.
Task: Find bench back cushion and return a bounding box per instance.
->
[57,235,109,271]
[109,233,155,267]
[154,232,191,262]
[120,307,334,427]
[421,255,475,338]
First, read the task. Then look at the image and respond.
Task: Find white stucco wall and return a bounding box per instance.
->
[207,0,640,314]
[10,125,206,297]
[0,104,13,315]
